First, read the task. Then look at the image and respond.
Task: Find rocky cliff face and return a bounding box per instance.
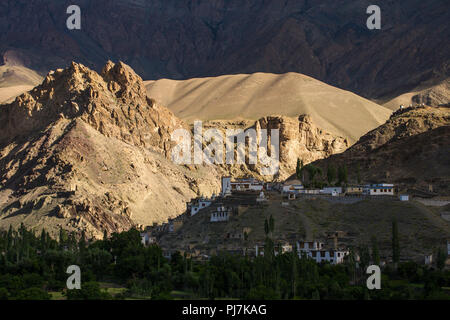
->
[0,61,186,157]
[411,79,450,107]
[257,115,348,179]
[312,106,450,194]
[0,61,352,237]
[0,61,221,238]
[0,0,448,99]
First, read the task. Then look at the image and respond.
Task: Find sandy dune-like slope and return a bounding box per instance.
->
[0,85,35,104]
[0,64,42,103]
[145,72,392,143]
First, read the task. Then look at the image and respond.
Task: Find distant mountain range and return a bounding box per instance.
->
[1,0,449,100]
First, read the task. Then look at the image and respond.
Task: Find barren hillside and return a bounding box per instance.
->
[383,78,450,110]
[311,106,450,194]
[0,61,222,238]
[145,72,391,143]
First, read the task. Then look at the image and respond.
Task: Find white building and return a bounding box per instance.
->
[255,243,293,257]
[399,195,409,201]
[230,178,264,192]
[301,250,349,264]
[282,179,304,192]
[298,189,321,195]
[297,241,324,252]
[189,196,214,216]
[221,177,232,196]
[141,232,156,246]
[296,241,348,264]
[210,206,231,222]
[320,187,343,196]
[364,184,395,196]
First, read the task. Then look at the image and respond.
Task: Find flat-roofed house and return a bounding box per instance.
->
[210,206,232,222]
[364,184,395,196]
[320,187,343,196]
[141,232,156,246]
[296,241,348,264]
[188,196,214,216]
[282,179,304,192]
[296,241,324,252]
[231,177,264,191]
[345,186,364,195]
[305,250,349,264]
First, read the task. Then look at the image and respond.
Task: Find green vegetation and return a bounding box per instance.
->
[296,158,303,181]
[392,219,400,265]
[327,165,336,185]
[337,165,348,186]
[0,224,449,300]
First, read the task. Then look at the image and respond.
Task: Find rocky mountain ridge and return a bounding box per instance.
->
[0,61,349,237]
[0,61,222,238]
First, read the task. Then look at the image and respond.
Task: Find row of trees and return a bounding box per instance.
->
[0,224,449,300]
[296,159,362,187]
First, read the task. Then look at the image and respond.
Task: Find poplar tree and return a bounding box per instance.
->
[392,219,400,265]
[264,219,269,236]
[327,165,336,185]
[356,164,362,184]
[296,158,301,180]
[269,215,274,234]
[371,236,380,265]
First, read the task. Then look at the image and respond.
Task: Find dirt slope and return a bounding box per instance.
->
[145,72,391,143]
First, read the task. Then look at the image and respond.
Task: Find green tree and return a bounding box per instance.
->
[356,164,362,184]
[40,229,46,250]
[371,236,380,265]
[66,282,111,300]
[327,165,336,185]
[264,219,269,236]
[392,219,400,265]
[296,159,302,180]
[59,227,68,246]
[247,284,279,300]
[311,289,320,300]
[436,246,447,271]
[306,165,318,182]
[15,288,51,300]
[79,230,86,251]
[338,165,348,186]
[359,245,371,271]
[0,288,8,300]
[269,215,275,234]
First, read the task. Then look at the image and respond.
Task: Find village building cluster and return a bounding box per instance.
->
[280,179,405,201]
[141,176,408,265]
[254,240,350,265]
